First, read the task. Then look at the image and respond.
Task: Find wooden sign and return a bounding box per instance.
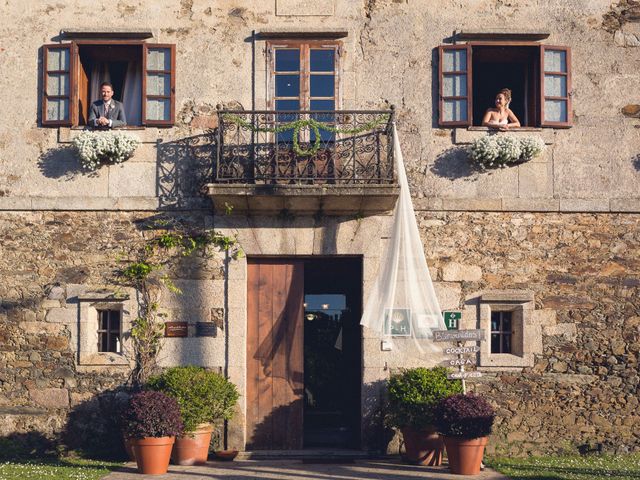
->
[448,371,483,380]
[441,357,477,367]
[433,329,485,342]
[196,322,217,337]
[443,345,480,355]
[165,322,188,338]
[443,311,461,330]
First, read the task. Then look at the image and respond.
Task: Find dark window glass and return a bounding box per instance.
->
[310,99,334,111]
[491,334,500,354]
[97,309,121,353]
[275,75,300,97]
[490,311,512,354]
[310,75,335,98]
[310,49,334,72]
[275,49,300,72]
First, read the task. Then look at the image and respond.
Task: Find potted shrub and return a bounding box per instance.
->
[386,367,462,466]
[147,365,240,466]
[122,390,183,475]
[433,393,496,475]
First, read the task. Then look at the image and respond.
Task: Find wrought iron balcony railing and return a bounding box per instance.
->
[215,110,395,184]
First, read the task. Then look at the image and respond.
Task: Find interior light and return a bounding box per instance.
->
[321,303,329,310]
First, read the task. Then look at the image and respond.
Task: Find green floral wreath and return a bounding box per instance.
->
[223,113,390,157]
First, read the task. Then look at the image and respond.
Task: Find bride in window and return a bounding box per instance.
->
[482,88,520,131]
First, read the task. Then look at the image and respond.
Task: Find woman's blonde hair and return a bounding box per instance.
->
[497,88,512,103]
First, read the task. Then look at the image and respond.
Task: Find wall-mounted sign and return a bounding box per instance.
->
[433,329,485,342]
[196,322,217,337]
[385,308,411,337]
[443,311,461,330]
[448,371,483,380]
[165,322,188,338]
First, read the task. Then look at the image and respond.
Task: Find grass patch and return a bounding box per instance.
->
[487,453,640,480]
[0,457,122,480]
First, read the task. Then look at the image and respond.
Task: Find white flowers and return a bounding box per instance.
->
[469,135,544,169]
[72,131,140,171]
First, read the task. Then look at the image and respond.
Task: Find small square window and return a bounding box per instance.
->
[478,291,540,369]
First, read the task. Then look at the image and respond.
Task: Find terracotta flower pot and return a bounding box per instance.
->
[401,426,444,466]
[131,436,175,475]
[122,436,136,461]
[171,424,213,466]
[214,449,239,461]
[443,436,488,475]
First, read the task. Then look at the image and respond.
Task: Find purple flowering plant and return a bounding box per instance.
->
[433,393,495,439]
[122,390,184,439]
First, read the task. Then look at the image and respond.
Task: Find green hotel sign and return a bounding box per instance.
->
[443,311,461,330]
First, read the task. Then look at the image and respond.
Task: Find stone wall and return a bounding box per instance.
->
[420,211,640,455]
[0,211,229,455]
[1,210,638,455]
[0,0,638,212]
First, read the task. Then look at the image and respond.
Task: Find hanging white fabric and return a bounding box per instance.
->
[360,124,445,354]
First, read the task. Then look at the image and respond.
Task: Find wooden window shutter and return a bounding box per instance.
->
[438,44,472,127]
[142,44,176,126]
[42,44,75,126]
[540,45,572,127]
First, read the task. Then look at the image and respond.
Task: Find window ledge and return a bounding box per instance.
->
[79,352,130,366]
[58,127,168,144]
[453,127,555,145]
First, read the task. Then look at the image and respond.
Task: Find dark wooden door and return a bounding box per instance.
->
[246,259,304,450]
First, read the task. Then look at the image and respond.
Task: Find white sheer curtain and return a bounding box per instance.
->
[360,124,445,354]
[122,60,142,125]
[90,63,111,104]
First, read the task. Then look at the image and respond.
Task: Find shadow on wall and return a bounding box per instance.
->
[633,153,640,171]
[61,386,132,460]
[38,146,85,180]
[361,379,395,454]
[156,131,215,209]
[429,146,480,181]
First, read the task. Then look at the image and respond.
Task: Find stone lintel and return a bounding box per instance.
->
[481,290,534,303]
[205,184,399,215]
[60,29,153,39]
[455,29,550,41]
[77,293,129,302]
[257,29,347,38]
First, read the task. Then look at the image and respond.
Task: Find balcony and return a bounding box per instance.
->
[204,110,399,215]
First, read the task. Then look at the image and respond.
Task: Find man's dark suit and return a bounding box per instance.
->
[88,100,127,128]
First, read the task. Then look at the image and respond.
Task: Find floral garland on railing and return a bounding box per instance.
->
[222,113,390,157]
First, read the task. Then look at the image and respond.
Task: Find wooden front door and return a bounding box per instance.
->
[246,258,304,450]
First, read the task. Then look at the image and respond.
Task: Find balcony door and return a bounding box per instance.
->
[269,40,340,115]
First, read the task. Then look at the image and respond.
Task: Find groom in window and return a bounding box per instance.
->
[88,82,127,128]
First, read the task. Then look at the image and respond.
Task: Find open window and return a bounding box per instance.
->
[42,42,175,127]
[438,43,572,128]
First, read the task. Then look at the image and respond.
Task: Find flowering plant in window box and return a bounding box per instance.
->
[469,135,544,169]
[72,130,140,171]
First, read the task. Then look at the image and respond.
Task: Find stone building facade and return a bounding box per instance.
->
[0,0,639,457]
